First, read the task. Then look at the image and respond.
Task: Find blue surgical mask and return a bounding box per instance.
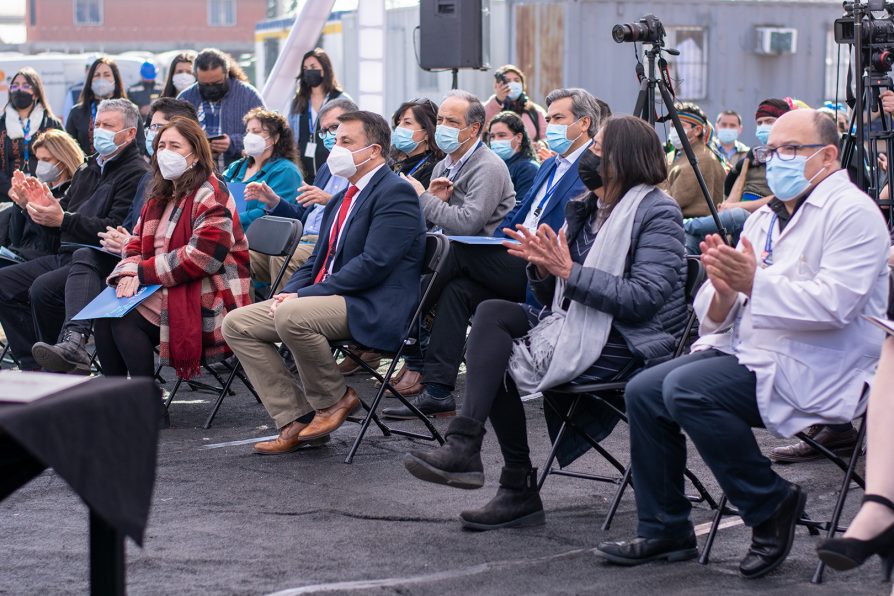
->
[145,129,156,156]
[507,81,523,101]
[546,119,582,155]
[717,128,739,145]
[94,127,123,156]
[490,139,515,160]
[322,131,336,151]
[391,126,419,154]
[765,148,826,201]
[756,123,773,145]
[435,124,469,154]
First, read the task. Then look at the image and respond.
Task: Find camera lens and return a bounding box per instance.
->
[612,24,633,43]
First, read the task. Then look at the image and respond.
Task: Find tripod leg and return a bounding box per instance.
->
[656,80,728,242]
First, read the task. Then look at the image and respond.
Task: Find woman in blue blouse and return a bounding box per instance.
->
[487,111,539,203]
[223,108,302,230]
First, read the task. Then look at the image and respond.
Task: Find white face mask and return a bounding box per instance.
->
[326,144,375,178]
[242,132,270,158]
[35,160,61,184]
[157,149,193,180]
[172,72,196,92]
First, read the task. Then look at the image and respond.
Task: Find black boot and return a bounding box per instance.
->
[404,416,485,489]
[31,330,92,374]
[382,390,456,420]
[739,483,807,578]
[459,467,545,531]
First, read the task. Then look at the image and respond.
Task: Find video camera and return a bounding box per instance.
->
[835,0,894,71]
[612,14,666,45]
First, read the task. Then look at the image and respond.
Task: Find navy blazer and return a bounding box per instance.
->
[494,152,587,238]
[266,162,335,224]
[283,166,426,352]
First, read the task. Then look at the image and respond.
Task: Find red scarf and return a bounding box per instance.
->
[167,190,203,379]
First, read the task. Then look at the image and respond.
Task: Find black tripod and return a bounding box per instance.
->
[633,43,729,241]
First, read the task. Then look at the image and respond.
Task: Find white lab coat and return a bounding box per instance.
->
[693,170,890,437]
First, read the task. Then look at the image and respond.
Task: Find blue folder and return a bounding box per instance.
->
[447,236,519,246]
[228,181,247,214]
[72,285,162,320]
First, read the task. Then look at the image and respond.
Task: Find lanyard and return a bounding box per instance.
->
[533,162,561,217]
[446,142,482,181]
[761,214,778,268]
[307,94,329,134]
[21,116,31,163]
[407,155,429,177]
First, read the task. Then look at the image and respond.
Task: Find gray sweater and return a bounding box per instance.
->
[419,142,516,236]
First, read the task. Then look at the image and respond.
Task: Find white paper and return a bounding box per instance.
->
[304,141,317,158]
[0,371,92,404]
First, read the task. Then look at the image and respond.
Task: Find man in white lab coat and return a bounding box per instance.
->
[597,109,891,578]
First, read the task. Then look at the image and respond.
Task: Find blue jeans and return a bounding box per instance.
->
[624,349,791,539]
[683,208,751,254]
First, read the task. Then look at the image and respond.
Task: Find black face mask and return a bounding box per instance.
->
[577,150,603,191]
[199,80,229,102]
[303,69,324,88]
[10,91,34,111]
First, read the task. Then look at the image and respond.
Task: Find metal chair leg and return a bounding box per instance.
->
[165,377,183,409]
[602,465,633,531]
[204,365,240,429]
[699,494,729,565]
[537,397,580,490]
[811,417,868,584]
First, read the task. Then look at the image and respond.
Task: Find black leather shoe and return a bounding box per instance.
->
[739,483,807,578]
[597,533,698,566]
[382,390,455,420]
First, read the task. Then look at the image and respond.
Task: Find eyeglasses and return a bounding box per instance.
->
[317,124,339,139]
[148,123,166,132]
[753,144,827,164]
[10,83,33,92]
[409,97,438,112]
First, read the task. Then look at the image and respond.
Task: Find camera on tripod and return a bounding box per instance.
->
[612,14,666,45]
[835,0,894,71]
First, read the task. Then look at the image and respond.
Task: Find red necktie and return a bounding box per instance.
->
[314,184,359,283]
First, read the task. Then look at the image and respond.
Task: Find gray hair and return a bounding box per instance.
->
[444,89,485,132]
[97,98,140,130]
[319,97,359,120]
[545,88,603,136]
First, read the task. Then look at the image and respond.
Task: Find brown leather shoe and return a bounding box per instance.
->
[770,424,859,463]
[338,350,382,376]
[390,369,423,397]
[254,420,331,455]
[298,387,361,441]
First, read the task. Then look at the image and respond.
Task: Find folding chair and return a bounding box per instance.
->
[0,340,19,368]
[698,404,868,584]
[538,256,718,530]
[203,216,303,428]
[333,233,450,463]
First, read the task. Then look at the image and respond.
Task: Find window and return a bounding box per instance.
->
[665,27,708,100]
[825,29,850,102]
[208,0,236,27]
[73,0,102,26]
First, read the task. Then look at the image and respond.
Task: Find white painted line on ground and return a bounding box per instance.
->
[200,435,278,449]
[265,547,598,595]
[694,516,744,536]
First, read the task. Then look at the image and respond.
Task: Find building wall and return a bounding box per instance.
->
[558,0,845,140]
[25,0,267,53]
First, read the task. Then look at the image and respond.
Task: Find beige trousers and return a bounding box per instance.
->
[221,295,351,429]
[249,236,318,288]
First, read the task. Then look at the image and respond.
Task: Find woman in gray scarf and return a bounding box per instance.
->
[403,116,688,531]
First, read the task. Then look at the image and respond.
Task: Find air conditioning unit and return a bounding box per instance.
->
[755,27,798,55]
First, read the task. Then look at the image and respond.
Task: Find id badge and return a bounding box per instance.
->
[304,142,317,158]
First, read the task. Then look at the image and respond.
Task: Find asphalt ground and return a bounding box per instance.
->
[0,359,890,596]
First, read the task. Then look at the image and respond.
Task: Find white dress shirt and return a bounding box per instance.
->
[324,163,386,276]
[521,140,591,231]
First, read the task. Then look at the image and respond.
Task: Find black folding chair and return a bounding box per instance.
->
[333,233,450,464]
[0,340,19,368]
[698,403,868,584]
[202,216,304,428]
[538,257,718,530]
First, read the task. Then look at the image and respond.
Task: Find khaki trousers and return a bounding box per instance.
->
[249,236,318,287]
[221,294,351,429]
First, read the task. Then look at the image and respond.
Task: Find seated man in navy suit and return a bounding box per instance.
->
[222,110,426,455]
[383,89,606,419]
[247,97,357,286]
